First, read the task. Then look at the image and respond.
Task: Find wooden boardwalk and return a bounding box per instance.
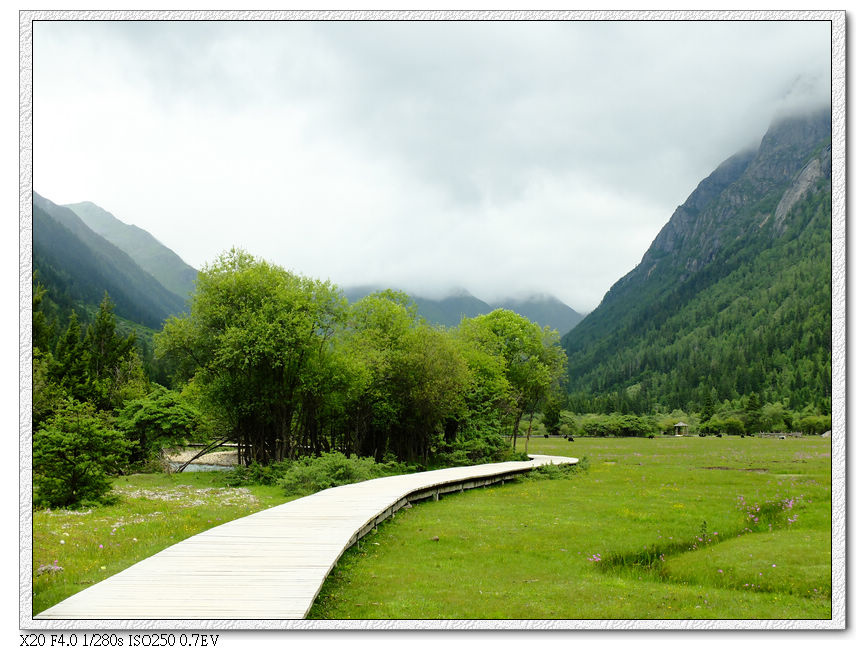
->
[35,454,578,621]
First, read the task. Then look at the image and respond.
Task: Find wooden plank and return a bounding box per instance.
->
[34,454,577,622]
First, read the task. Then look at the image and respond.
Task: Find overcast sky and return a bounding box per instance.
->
[31,18,831,313]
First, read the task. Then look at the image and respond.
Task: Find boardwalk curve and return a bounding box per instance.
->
[35,454,578,621]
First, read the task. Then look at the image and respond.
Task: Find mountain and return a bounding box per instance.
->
[343,286,492,328]
[342,286,582,333]
[561,107,832,414]
[412,290,492,328]
[32,192,187,329]
[65,201,198,301]
[491,294,583,336]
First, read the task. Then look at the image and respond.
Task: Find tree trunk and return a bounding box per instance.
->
[511,407,524,451]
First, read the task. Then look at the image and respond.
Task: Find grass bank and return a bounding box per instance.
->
[31,472,294,616]
[308,435,831,619]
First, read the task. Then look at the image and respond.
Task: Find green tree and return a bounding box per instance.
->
[52,311,89,402]
[49,295,145,411]
[723,417,746,435]
[459,309,566,451]
[156,249,347,464]
[339,291,469,462]
[542,394,564,435]
[117,386,208,464]
[700,388,715,425]
[32,280,55,353]
[83,294,139,410]
[761,402,790,432]
[33,400,131,508]
[744,392,763,434]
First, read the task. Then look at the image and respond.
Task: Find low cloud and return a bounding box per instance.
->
[33,19,831,313]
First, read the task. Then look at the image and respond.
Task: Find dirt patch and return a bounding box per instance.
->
[164,449,238,467]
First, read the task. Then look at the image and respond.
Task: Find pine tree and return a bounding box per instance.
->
[84,294,139,410]
[52,312,89,402]
[744,392,763,434]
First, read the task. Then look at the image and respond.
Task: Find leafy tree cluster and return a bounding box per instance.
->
[156,249,567,466]
[33,291,147,428]
[566,185,831,417]
[554,397,829,439]
[32,289,205,508]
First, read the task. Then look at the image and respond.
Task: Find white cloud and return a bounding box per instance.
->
[32,19,831,313]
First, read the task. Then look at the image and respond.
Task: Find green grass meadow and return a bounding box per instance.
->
[308,436,832,619]
[31,472,294,616]
[32,435,832,620]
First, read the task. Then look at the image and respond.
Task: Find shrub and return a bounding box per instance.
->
[224,451,420,491]
[581,413,657,438]
[33,400,131,508]
[523,460,585,482]
[796,414,831,435]
[116,387,208,465]
[223,460,293,486]
[278,452,377,495]
[706,416,745,436]
[435,426,513,466]
[723,417,746,436]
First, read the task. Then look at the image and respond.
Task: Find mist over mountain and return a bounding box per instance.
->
[562,107,831,413]
[343,285,583,334]
[31,103,832,419]
[490,294,585,337]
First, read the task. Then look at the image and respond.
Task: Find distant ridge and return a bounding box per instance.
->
[343,285,583,334]
[65,201,198,301]
[33,192,187,329]
[490,294,584,337]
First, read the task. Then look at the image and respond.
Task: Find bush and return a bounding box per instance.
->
[435,426,513,466]
[796,414,831,435]
[524,462,571,481]
[223,460,293,486]
[33,400,131,508]
[116,387,208,465]
[580,413,657,438]
[523,457,587,481]
[705,416,745,436]
[275,452,418,495]
[278,452,378,495]
[723,417,746,436]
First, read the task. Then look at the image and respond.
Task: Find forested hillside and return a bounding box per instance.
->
[66,201,198,301]
[33,193,187,330]
[563,108,831,415]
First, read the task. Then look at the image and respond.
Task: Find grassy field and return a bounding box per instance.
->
[32,435,832,620]
[308,435,832,620]
[31,471,294,616]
